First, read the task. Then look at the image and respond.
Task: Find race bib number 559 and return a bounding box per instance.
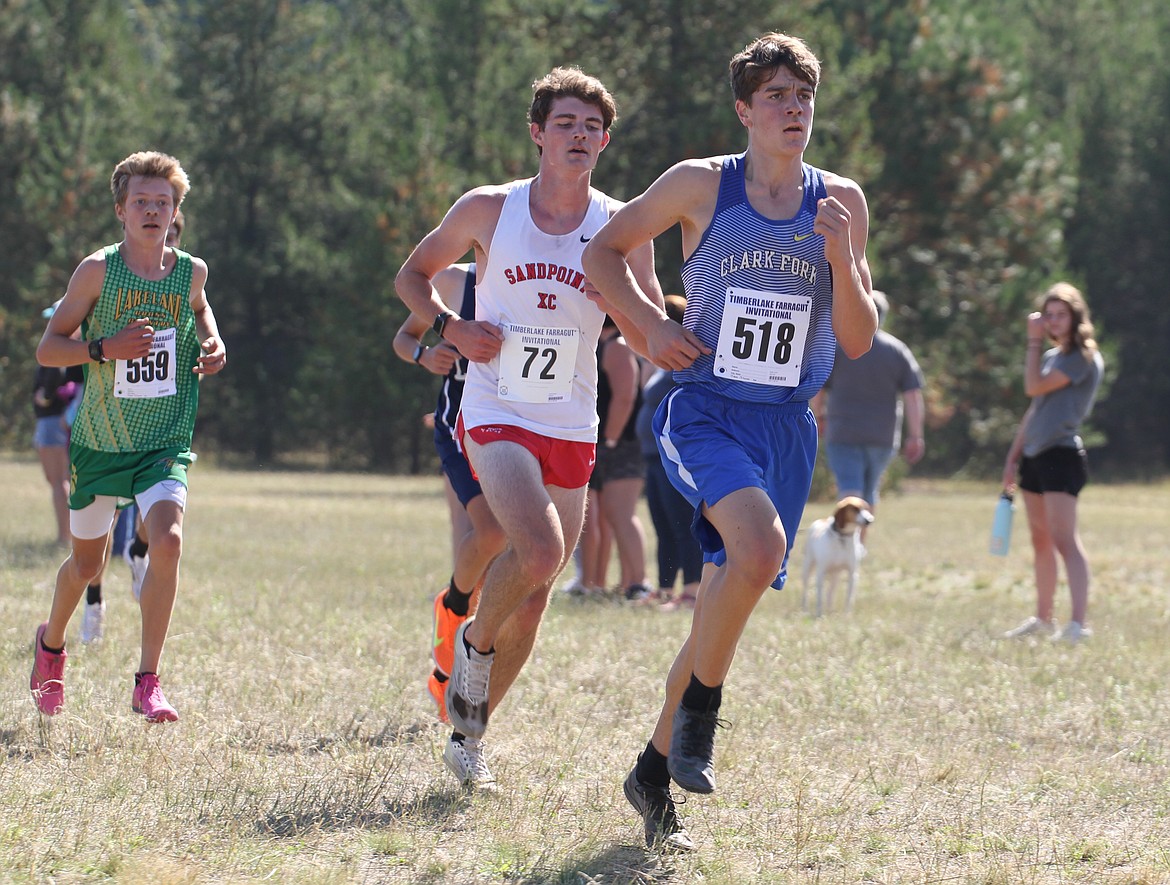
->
[114,326,177,398]
[713,287,811,387]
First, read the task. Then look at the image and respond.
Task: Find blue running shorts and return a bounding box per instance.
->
[434,427,484,508]
[653,384,817,589]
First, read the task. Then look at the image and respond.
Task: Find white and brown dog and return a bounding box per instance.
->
[800,496,874,617]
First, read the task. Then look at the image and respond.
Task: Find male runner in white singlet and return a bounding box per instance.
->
[584,32,877,850]
[395,67,662,789]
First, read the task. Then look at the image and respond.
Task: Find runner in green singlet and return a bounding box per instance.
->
[29,151,227,723]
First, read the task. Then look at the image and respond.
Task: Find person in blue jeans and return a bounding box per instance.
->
[812,288,925,533]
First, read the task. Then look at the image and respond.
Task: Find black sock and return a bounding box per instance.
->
[451,730,467,743]
[444,577,471,617]
[635,740,671,788]
[432,668,448,684]
[40,637,64,655]
[134,671,156,685]
[464,633,493,656]
[681,673,722,714]
[86,583,102,604]
[129,536,149,558]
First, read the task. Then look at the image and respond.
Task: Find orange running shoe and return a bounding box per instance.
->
[431,588,468,676]
[427,669,449,723]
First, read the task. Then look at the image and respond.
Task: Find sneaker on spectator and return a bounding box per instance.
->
[443,735,496,789]
[624,583,654,603]
[427,669,449,723]
[1002,616,1057,640]
[432,587,467,677]
[1053,621,1092,644]
[30,623,66,716]
[660,593,698,612]
[560,577,589,596]
[123,546,149,602]
[132,673,179,722]
[80,601,105,644]
[444,619,493,739]
[623,763,694,851]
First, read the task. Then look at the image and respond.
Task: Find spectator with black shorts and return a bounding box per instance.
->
[1002,282,1104,644]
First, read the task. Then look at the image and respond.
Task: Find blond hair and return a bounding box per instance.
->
[110,151,190,208]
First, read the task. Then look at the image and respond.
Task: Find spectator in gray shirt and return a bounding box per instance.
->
[1002,282,1104,644]
[812,289,925,531]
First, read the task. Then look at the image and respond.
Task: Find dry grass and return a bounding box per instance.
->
[2,453,1169,884]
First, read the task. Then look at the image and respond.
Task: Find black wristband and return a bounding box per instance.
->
[88,338,107,364]
[412,342,425,363]
[433,311,457,339]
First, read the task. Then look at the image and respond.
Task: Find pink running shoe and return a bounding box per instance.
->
[30,623,67,716]
[132,673,179,722]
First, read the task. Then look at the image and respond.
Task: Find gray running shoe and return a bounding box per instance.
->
[443,735,496,789]
[1002,616,1056,639]
[623,764,694,851]
[668,703,723,794]
[444,619,493,739]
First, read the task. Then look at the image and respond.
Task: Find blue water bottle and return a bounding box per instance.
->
[989,491,1014,556]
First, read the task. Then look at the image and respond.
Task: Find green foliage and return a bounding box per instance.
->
[1,0,1168,474]
[0,0,171,448]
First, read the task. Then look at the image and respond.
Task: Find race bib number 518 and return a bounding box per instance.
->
[114,326,177,398]
[713,287,811,387]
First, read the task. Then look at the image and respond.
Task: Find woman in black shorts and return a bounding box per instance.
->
[1001,283,1104,643]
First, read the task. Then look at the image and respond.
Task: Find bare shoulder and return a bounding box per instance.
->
[453,183,511,216]
[433,262,473,306]
[822,170,868,208]
[188,255,209,287]
[67,250,111,293]
[661,156,724,189]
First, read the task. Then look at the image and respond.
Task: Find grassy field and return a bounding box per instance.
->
[2,452,1169,884]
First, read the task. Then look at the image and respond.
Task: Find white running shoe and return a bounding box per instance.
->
[124,548,149,602]
[444,619,494,739]
[1002,616,1056,639]
[443,735,496,789]
[1053,621,1092,644]
[80,601,105,644]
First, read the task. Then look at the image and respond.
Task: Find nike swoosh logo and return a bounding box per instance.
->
[580,235,592,243]
[794,231,814,242]
[433,624,444,649]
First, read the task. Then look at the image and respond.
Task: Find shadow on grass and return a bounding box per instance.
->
[258,787,471,837]
[551,844,683,884]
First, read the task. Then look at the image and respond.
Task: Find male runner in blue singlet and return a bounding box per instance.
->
[583,32,878,850]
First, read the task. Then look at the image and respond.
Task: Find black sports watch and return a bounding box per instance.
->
[433,310,458,340]
[88,338,108,364]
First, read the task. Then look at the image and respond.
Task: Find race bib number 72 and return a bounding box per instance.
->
[114,326,177,398]
[497,323,579,404]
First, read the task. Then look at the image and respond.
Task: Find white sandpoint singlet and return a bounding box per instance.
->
[461,178,609,443]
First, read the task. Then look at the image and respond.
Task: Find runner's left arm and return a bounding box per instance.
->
[189,259,227,375]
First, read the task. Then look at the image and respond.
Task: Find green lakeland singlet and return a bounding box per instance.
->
[72,244,201,452]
